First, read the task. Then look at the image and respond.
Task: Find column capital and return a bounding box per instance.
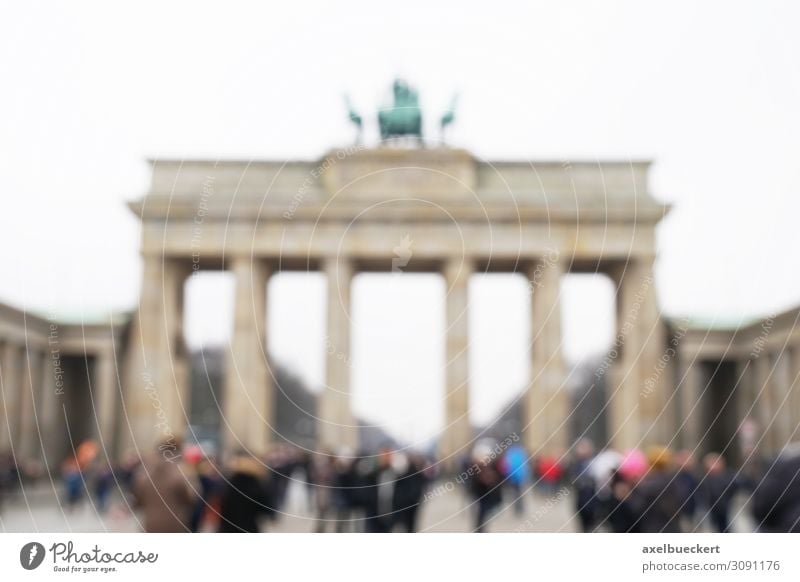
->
[322,255,354,274]
[227,253,272,270]
[608,257,656,286]
[526,248,566,270]
[526,253,566,291]
[442,256,474,284]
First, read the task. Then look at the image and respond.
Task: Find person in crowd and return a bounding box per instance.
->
[118,451,141,493]
[500,443,530,515]
[569,438,599,532]
[217,451,274,533]
[310,450,338,532]
[604,468,640,533]
[628,446,682,533]
[265,444,296,513]
[0,451,17,512]
[699,452,739,533]
[332,452,359,532]
[390,451,429,532]
[467,446,503,533]
[535,453,564,494]
[132,439,198,532]
[751,445,800,532]
[674,449,700,531]
[298,450,314,512]
[189,454,221,532]
[61,456,84,512]
[93,458,115,514]
[360,447,396,533]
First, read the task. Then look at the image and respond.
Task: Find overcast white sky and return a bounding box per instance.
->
[1,1,799,444]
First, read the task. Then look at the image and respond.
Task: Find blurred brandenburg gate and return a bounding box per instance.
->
[0,78,796,470]
[122,147,670,462]
[3,145,799,470]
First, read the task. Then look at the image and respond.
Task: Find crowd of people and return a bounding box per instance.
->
[2,437,799,533]
[128,441,436,533]
[568,443,747,533]
[562,440,800,533]
[574,443,800,533]
[11,440,435,533]
[442,438,800,533]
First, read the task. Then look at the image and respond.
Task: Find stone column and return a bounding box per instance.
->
[771,351,794,452]
[122,256,189,455]
[679,360,704,452]
[319,257,357,451]
[440,258,472,467]
[165,263,192,438]
[751,352,775,456]
[609,260,661,451]
[634,261,669,445]
[738,358,755,424]
[94,349,118,454]
[789,345,800,437]
[733,358,756,463]
[524,256,567,455]
[0,342,22,452]
[223,256,272,455]
[17,348,44,461]
[39,349,63,469]
[0,342,6,452]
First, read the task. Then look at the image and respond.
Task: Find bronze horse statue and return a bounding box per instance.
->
[345,80,457,146]
[378,79,423,144]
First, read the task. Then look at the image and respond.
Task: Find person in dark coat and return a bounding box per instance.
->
[568,439,599,532]
[332,455,359,532]
[751,447,800,533]
[217,453,273,533]
[674,449,700,531]
[467,452,503,533]
[265,444,296,513]
[189,456,220,532]
[359,448,395,533]
[699,453,740,533]
[391,452,429,532]
[604,469,641,533]
[627,446,682,533]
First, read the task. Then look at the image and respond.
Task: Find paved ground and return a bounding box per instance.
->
[0,480,755,533]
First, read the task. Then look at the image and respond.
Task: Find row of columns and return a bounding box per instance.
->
[679,345,800,459]
[748,347,800,455]
[124,253,665,464]
[0,339,118,465]
[0,342,58,461]
[0,341,29,455]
